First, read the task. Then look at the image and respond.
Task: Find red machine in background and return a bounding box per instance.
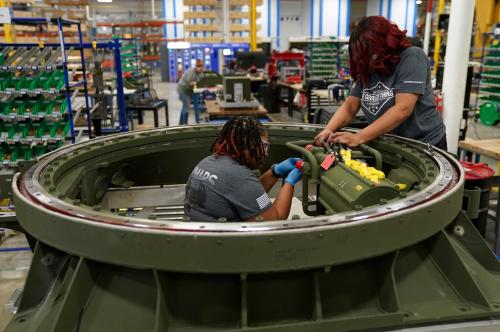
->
[267,51,305,84]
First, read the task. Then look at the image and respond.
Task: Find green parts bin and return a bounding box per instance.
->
[44,70,65,90]
[0,72,11,90]
[479,101,500,126]
[29,72,51,90]
[28,71,64,92]
[49,121,69,138]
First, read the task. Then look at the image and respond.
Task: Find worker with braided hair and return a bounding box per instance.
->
[184,116,302,221]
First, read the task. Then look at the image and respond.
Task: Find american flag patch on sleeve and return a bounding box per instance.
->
[256,193,271,210]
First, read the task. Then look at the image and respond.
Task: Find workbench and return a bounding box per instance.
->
[126,99,169,130]
[205,100,267,120]
[459,138,500,163]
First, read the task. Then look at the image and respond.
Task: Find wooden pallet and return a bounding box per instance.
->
[184,11,217,19]
[184,24,219,32]
[184,0,218,5]
[186,36,224,43]
[229,11,261,19]
[229,0,263,6]
[43,0,88,5]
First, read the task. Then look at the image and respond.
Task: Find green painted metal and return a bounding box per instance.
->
[7,123,500,331]
[480,101,500,126]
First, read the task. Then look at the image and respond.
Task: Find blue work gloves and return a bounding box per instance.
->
[273,157,301,177]
[285,168,303,186]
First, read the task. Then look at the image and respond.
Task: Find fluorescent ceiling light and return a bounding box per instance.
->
[168,41,191,49]
[97,0,112,3]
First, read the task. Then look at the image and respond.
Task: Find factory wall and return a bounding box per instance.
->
[161,0,418,48]
[365,0,417,36]
[163,0,185,40]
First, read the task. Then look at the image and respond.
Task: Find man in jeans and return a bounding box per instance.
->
[177,60,205,125]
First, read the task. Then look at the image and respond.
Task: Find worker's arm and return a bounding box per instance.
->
[248,169,302,221]
[330,93,418,147]
[259,157,300,192]
[259,169,278,192]
[314,96,361,145]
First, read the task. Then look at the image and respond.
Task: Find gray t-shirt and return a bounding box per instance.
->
[177,67,204,95]
[184,154,272,221]
[350,46,445,145]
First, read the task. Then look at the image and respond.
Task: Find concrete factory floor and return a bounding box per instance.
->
[1,74,500,331]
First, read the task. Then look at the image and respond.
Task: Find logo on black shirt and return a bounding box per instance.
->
[360,82,395,116]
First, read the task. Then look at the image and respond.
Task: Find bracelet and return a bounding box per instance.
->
[270,164,281,178]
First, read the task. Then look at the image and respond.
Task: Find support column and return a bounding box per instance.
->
[223,0,229,42]
[432,0,445,75]
[250,0,257,51]
[442,0,475,153]
[423,0,433,55]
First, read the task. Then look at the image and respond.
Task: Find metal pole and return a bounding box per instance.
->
[423,0,433,55]
[114,38,128,132]
[432,0,445,75]
[77,23,93,139]
[223,0,229,42]
[442,0,475,153]
[58,18,76,144]
[152,0,156,19]
[250,0,257,51]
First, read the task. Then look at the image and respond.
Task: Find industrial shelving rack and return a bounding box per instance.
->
[228,0,262,43]
[289,37,349,80]
[95,21,183,63]
[308,38,348,79]
[476,34,500,126]
[184,0,222,43]
[478,42,500,101]
[0,17,91,149]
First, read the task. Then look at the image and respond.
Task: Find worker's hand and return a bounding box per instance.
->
[274,157,300,177]
[330,131,364,147]
[285,168,302,187]
[314,129,334,146]
[189,81,197,87]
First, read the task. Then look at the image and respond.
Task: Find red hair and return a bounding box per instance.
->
[349,16,411,86]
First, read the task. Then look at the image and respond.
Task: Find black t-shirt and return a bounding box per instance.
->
[350,46,445,145]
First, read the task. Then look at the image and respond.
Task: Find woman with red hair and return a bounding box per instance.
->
[315,16,447,150]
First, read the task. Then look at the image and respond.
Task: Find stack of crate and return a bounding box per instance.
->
[228,0,262,43]
[1,0,36,43]
[184,0,222,43]
[34,0,89,43]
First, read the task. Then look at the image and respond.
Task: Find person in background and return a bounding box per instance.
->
[184,116,302,221]
[177,59,205,125]
[315,16,447,150]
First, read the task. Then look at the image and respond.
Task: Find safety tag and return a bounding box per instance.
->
[321,154,336,170]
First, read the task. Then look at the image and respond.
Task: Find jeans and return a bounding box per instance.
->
[178,91,202,125]
[178,92,191,125]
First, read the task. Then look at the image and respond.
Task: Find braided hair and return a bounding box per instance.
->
[212,116,267,167]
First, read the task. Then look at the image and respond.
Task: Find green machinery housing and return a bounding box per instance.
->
[7,123,500,331]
